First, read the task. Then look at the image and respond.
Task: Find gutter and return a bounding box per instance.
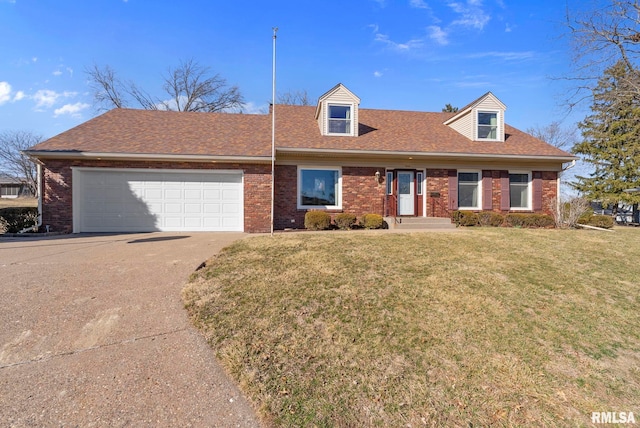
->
[23,150,272,164]
[277,147,578,162]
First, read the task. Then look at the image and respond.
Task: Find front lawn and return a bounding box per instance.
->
[183,228,640,427]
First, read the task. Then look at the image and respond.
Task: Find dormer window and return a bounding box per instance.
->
[328,104,352,134]
[315,84,360,137]
[477,111,498,140]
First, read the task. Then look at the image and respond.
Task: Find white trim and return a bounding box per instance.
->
[476,109,501,141]
[72,167,244,233]
[26,151,271,163]
[297,166,342,210]
[326,103,355,136]
[457,170,482,210]
[276,147,576,163]
[508,170,532,211]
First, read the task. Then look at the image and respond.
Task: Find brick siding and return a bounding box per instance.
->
[38,160,559,233]
[274,165,386,229]
[39,159,271,233]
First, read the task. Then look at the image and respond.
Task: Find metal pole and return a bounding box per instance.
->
[271,27,278,237]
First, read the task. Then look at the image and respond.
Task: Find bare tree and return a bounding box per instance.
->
[277,89,315,106]
[564,0,640,108]
[86,63,127,110]
[526,121,577,150]
[0,131,41,196]
[86,59,245,113]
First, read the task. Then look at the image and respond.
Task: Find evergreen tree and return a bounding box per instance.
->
[572,60,640,213]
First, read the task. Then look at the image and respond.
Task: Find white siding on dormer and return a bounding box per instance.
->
[447,109,473,140]
[316,84,360,137]
[474,97,505,142]
[444,92,506,142]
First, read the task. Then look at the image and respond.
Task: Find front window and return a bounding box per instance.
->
[416,172,423,195]
[478,111,498,140]
[298,167,341,209]
[458,172,481,209]
[509,173,531,209]
[328,104,352,134]
[0,185,20,196]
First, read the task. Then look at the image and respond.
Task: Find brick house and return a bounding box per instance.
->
[25,84,575,233]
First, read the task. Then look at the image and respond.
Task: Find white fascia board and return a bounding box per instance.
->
[24,151,272,163]
[276,147,577,162]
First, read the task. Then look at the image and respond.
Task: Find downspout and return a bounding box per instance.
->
[557,159,577,212]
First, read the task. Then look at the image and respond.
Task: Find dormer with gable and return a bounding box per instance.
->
[315,83,361,137]
[443,92,507,142]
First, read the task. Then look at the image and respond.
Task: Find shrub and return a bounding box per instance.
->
[361,213,383,229]
[505,213,555,228]
[579,213,614,229]
[452,211,479,227]
[0,207,38,233]
[304,210,331,231]
[505,213,527,228]
[478,212,504,227]
[334,213,357,230]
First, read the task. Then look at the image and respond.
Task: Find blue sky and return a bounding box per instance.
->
[0,0,588,140]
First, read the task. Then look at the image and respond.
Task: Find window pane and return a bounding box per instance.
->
[478,126,497,139]
[458,172,479,208]
[398,174,411,195]
[478,112,497,139]
[386,172,393,195]
[458,172,478,183]
[300,169,338,206]
[328,105,351,134]
[328,119,351,134]
[509,174,529,208]
[417,172,423,195]
[329,105,350,119]
[478,112,497,125]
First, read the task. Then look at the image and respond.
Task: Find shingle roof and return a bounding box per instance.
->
[28,105,574,160]
[29,108,273,157]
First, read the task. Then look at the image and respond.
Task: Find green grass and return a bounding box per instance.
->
[183,228,640,427]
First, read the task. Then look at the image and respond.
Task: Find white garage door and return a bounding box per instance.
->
[73,168,243,232]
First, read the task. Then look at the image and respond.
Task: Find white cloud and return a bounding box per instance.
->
[32,89,77,109]
[54,102,89,117]
[0,81,12,104]
[448,0,491,30]
[52,70,63,76]
[374,32,423,52]
[409,0,429,9]
[428,25,449,45]
[241,101,268,114]
[14,91,25,101]
[373,71,383,78]
[467,51,535,61]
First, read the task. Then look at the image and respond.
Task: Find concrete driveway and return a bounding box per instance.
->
[0,232,261,427]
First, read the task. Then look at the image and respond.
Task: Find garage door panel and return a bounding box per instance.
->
[76,170,243,232]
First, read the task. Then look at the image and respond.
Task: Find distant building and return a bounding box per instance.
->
[0,174,28,198]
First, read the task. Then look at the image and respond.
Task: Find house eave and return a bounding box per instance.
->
[23,151,272,164]
[276,147,577,163]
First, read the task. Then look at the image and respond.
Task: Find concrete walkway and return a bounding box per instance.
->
[0,232,261,427]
